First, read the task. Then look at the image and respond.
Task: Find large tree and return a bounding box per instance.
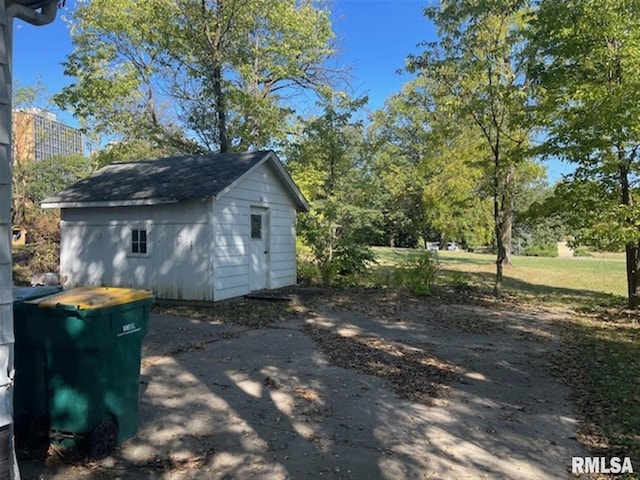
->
[286,94,378,285]
[367,86,431,249]
[407,0,539,295]
[369,77,493,249]
[56,0,337,155]
[529,0,640,308]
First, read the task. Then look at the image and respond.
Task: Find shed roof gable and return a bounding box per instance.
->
[42,150,309,211]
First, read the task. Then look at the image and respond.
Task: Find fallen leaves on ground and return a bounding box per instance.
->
[39,440,216,477]
[304,325,459,405]
[152,296,306,328]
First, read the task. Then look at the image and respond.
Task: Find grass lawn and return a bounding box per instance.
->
[372,246,627,307]
[373,246,639,473]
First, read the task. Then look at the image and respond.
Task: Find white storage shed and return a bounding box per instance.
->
[42,150,309,301]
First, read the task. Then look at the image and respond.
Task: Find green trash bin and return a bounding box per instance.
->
[13,285,63,444]
[25,287,153,457]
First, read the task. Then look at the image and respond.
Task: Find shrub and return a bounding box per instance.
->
[297,206,376,286]
[393,251,439,296]
[573,246,594,257]
[333,243,376,276]
[24,208,60,244]
[522,243,558,257]
[29,243,59,273]
[297,260,320,286]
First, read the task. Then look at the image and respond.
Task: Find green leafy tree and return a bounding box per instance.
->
[529,0,640,307]
[27,154,92,205]
[407,0,540,295]
[56,0,337,155]
[369,77,493,249]
[11,82,51,226]
[18,154,92,244]
[91,139,175,169]
[512,176,566,255]
[287,94,377,286]
[367,116,428,248]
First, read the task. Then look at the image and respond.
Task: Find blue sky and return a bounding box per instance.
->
[330,0,431,109]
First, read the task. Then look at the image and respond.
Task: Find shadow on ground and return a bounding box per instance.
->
[19,288,591,479]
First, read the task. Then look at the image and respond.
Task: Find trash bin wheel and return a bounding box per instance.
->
[14,411,29,448]
[90,418,118,459]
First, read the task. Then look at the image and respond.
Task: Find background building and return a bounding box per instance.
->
[13,108,83,162]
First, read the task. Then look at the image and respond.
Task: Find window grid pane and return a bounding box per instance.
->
[132,229,147,254]
[251,215,262,239]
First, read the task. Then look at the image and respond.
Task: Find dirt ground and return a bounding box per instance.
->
[19,290,591,479]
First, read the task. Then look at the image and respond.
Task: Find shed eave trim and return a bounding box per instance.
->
[41,198,180,209]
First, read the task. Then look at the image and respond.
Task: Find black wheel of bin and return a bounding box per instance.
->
[90,419,118,459]
[13,411,29,448]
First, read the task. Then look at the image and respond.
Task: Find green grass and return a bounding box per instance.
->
[372,246,627,308]
[558,316,640,477]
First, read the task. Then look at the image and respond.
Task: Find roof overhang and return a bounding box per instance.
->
[41,198,180,209]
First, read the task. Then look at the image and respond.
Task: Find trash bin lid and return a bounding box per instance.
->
[13,286,63,304]
[31,287,153,311]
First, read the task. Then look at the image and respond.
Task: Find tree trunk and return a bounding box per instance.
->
[620,163,639,308]
[625,243,640,309]
[502,164,516,266]
[200,0,229,153]
[498,195,514,265]
[493,163,515,296]
[494,207,505,296]
[492,163,501,295]
[494,255,503,296]
[213,64,229,153]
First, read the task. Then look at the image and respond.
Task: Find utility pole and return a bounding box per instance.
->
[0,2,58,478]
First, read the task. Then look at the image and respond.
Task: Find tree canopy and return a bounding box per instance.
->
[286,94,378,285]
[56,0,337,155]
[369,76,494,250]
[529,0,640,307]
[407,0,541,295]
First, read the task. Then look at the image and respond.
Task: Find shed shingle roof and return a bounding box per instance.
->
[42,150,309,211]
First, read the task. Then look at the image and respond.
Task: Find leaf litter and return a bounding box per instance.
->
[303,324,459,405]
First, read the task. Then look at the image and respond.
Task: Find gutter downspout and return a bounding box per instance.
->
[0,2,57,479]
[7,1,57,26]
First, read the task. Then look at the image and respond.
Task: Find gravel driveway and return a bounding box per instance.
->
[20,292,590,479]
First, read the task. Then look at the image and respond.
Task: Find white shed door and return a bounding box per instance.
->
[249,208,269,291]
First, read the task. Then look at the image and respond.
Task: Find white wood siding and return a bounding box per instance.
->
[213,162,298,300]
[59,162,300,301]
[60,198,213,301]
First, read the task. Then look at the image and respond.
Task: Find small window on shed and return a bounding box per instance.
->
[131,229,147,254]
[251,214,262,239]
